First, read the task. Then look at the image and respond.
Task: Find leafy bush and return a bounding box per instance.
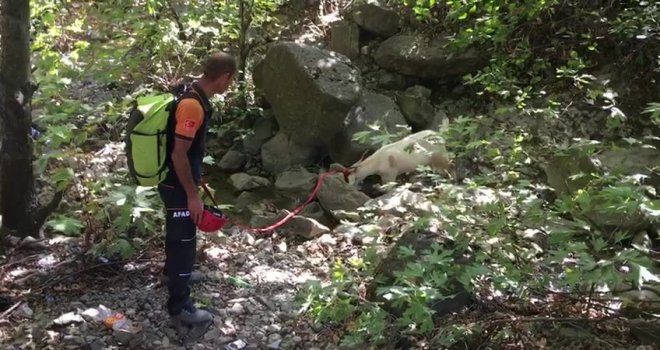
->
[29,0,287,258]
[300,1,660,335]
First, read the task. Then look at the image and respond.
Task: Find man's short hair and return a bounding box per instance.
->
[202,52,237,80]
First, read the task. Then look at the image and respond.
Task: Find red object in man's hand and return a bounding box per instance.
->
[197,206,227,232]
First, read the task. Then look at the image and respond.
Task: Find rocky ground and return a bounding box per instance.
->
[0,224,365,350]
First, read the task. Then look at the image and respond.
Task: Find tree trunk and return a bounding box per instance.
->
[0,0,40,238]
[236,0,254,108]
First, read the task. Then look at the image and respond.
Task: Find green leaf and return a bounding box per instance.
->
[51,167,75,191]
[398,245,416,258]
[107,238,135,259]
[227,275,252,288]
[632,264,660,288]
[47,215,85,236]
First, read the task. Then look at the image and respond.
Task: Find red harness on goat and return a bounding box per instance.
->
[198,168,352,235]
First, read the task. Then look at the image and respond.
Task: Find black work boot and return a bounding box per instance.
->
[171,305,214,342]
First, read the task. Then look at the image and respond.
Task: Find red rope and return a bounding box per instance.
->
[201,168,351,235]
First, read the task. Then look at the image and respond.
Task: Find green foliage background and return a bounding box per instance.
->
[22,0,659,348]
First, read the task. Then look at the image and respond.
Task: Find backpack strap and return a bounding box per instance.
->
[171,83,211,115]
[164,84,211,138]
[188,83,213,114]
[180,90,209,113]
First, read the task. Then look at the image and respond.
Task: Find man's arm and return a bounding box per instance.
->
[171,98,205,224]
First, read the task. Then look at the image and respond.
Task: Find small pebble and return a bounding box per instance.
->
[230,303,245,315]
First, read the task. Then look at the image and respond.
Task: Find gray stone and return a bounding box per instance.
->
[361,45,370,56]
[229,173,271,191]
[51,312,84,327]
[268,338,282,349]
[545,152,650,232]
[274,167,318,194]
[219,150,247,172]
[374,35,487,79]
[396,85,435,129]
[545,153,600,197]
[333,223,363,242]
[318,174,370,214]
[377,72,408,90]
[230,303,245,315]
[330,20,360,59]
[244,115,278,155]
[254,114,278,140]
[89,339,105,350]
[113,328,138,344]
[328,91,408,166]
[235,191,263,212]
[253,42,362,147]
[299,202,330,226]
[429,109,449,131]
[261,132,319,175]
[596,145,660,188]
[317,233,337,246]
[251,210,330,239]
[352,3,400,37]
[282,212,330,239]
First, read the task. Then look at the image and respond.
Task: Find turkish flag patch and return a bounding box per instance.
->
[184,119,196,128]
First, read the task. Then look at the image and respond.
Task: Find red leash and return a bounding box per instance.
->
[200,168,351,235]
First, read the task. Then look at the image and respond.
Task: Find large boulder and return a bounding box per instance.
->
[330,20,360,59]
[596,146,660,188]
[352,3,400,37]
[253,42,362,147]
[545,153,600,197]
[374,35,487,79]
[328,91,407,166]
[396,85,435,129]
[261,132,319,175]
[545,152,650,233]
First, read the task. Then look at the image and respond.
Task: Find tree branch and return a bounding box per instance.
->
[166,0,187,41]
[486,315,624,325]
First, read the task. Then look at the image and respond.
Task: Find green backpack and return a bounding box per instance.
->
[125,92,177,187]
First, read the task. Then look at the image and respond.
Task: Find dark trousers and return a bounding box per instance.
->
[158,183,196,316]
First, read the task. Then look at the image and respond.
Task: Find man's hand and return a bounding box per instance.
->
[187,194,204,225]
